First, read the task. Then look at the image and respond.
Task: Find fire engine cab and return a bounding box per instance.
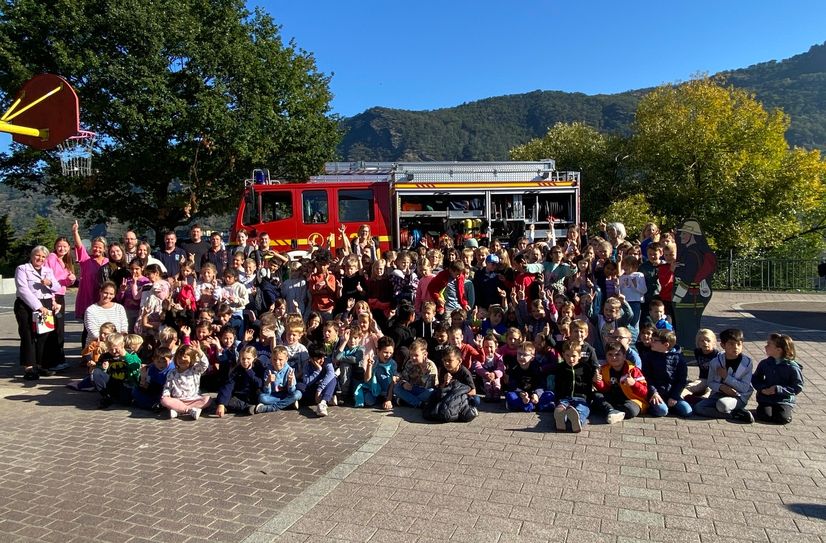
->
[231,160,580,253]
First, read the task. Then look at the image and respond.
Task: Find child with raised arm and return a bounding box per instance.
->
[752,333,804,424]
[334,323,365,403]
[354,336,397,409]
[256,345,302,413]
[642,330,692,418]
[394,338,439,408]
[161,345,212,420]
[694,328,754,423]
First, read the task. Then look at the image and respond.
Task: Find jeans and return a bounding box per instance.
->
[557,397,590,425]
[258,389,303,411]
[505,390,555,412]
[648,399,693,418]
[592,393,641,419]
[694,391,751,419]
[92,368,133,404]
[394,385,435,407]
[297,378,336,405]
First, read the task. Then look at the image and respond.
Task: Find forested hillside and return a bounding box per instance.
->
[338,42,826,161]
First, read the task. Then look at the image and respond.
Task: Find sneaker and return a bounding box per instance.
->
[53,362,71,372]
[316,400,328,417]
[254,403,267,414]
[468,407,479,419]
[189,408,201,421]
[23,370,40,381]
[567,406,583,433]
[554,408,567,431]
[731,408,754,424]
[330,394,339,407]
[169,409,178,419]
[246,405,257,416]
[607,409,625,424]
[293,401,300,410]
[98,397,113,409]
[37,368,56,377]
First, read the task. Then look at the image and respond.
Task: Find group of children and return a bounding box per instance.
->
[73,221,805,429]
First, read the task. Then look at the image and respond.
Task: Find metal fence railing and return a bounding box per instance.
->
[712,259,826,291]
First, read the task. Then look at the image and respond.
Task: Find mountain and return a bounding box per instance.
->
[338,42,826,161]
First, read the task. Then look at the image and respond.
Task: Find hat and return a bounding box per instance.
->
[485,254,500,265]
[678,220,703,236]
[464,238,479,249]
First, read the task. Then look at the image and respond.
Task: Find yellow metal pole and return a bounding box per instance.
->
[3,84,63,122]
[0,97,22,122]
[0,120,47,139]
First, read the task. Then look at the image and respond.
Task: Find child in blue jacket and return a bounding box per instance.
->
[642,330,692,417]
[256,345,302,413]
[298,343,337,417]
[752,333,804,425]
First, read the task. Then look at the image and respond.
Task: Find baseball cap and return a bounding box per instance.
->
[485,254,500,265]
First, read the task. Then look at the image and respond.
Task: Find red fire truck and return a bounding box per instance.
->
[230,160,580,253]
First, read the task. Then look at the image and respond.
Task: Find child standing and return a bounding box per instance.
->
[256,345,302,413]
[161,345,212,420]
[694,328,754,423]
[618,256,646,327]
[752,333,804,424]
[642,330,692,418]
[593,341,649,423]
[554,340,596,432]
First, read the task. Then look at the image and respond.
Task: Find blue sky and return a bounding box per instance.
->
[261,0,826,117]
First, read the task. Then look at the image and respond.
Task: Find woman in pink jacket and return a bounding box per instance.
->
[44,237,76,371]
[71,220,108,346]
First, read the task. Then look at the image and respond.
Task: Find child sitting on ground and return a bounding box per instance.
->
[752,333,804,425]
[472,333,506,402]
[593,341,649,424]
[694,328,755,423]
[554,340,596,432]
[93,333,142,409]
[161,345,212,420]
[132,347,175,410]
[642,330,692,418]
[256,345,302,413]
[334,323,365,403]
[504,341,554,413]
[216,345,264,417]
[354,336,397,409]
[685,328,718,401]
[297,343,337,417]
[394,338,439,408]
[422,345,478,422]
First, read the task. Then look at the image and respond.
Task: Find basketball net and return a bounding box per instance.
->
[56,130,95,177]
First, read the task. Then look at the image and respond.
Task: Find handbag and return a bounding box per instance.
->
[32,310,55,335]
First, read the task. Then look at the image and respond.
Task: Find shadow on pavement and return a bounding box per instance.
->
[787,502,826,520]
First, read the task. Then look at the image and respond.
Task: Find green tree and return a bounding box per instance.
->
[601,194,665,242]
[0,0,340,243]
[631,78,826,254]
[13,215,58,260]
[510,122,630,225]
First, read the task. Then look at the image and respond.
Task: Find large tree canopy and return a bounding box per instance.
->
[0,0,341,239]
[513,79,826,255]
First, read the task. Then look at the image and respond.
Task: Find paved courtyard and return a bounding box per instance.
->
[0,291,824,542]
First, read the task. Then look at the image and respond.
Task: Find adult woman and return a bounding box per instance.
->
[99,242,130,288]
[351,224,378,260]
[136,241,166,273]
[72,221,108,345]
[15,246,61,380]
[44,237,76,371]
[605,222,627,260]
[84,281,129,345]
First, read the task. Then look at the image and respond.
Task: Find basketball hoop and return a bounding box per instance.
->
[56,130,95,177]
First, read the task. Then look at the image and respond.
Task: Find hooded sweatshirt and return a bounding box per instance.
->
[752,357,804,406]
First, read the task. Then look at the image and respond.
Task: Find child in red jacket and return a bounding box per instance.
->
[593,341,649,424]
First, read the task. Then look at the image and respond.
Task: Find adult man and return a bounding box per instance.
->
[122,231,139,264]
[180,224,210,273]
[153,231,188,277]
[252,232,271,266]
[201,231,228,278]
